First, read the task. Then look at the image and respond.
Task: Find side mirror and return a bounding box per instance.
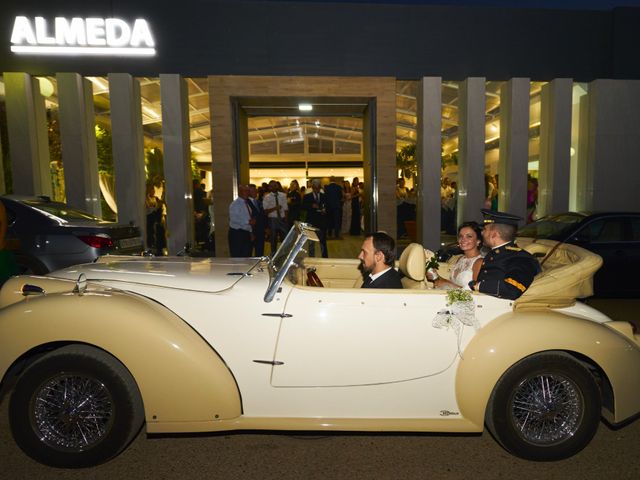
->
[72,273,88,295]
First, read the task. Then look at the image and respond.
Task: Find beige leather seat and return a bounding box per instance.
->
[399,243,429,289]
[515,238,603,309]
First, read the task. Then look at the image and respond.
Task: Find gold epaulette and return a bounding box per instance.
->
[505,246,522,251]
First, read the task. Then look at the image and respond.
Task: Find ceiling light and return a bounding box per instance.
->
[142,105,160,119]
[87,76,108,92]
[298,104,313,111]
[37,77,54,97]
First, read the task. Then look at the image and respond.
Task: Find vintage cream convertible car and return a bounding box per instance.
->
[0,222,639,467]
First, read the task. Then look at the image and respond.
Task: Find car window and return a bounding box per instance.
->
[574,218,627,243]
[25,201,101,222]
[517,213,584,239]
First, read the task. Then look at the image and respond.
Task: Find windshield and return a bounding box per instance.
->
[264,222,319,302]
[517,213,586,239]
[269,225,303,273]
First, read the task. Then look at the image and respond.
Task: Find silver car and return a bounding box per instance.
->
[2,195,143,274]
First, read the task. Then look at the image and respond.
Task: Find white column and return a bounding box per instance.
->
[538,78,572,217]
[3,72,52,196]
[575,94,590,211]
[416,77,442,251]
[457,77,486,225]
[498,78,530,221]
[108,73,146,236]
[160,74,195,254]
[582,79,640,211]
[57,73,101,216]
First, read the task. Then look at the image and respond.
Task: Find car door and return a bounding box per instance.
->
[270,287,462,387]
[570,217,631,296]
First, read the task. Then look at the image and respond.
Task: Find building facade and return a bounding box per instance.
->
[2,0,640,254]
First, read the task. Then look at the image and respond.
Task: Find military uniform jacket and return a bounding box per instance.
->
[476,241,541,300]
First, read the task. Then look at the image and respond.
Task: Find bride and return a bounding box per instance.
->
[430,221,483,290]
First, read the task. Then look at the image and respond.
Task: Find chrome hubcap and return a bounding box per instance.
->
[511,373,583,445]
[31,374,114,451]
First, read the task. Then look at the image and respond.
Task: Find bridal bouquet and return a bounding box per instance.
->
[424,249,439,280]
[433,288,480,332]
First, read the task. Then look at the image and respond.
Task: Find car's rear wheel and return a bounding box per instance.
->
[485,352,601,461]
[9,345,144,468]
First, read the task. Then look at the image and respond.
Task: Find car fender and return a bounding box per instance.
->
[0,276,242,426]
[456,310,640,428]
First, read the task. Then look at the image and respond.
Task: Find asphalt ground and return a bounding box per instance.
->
[1,299,639,480]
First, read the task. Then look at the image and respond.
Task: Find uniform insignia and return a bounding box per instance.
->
[494,249,500,254]
[506,246,522,251]
[505,277,526,292]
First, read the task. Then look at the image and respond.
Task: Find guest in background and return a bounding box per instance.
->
[263,180,289,254]
[228,185,254,257]
[527,176,538,223]
[287,179,302,226]
[303,179,329,258]
[248,184,265,256]
[341,180,352,235]
[350,177,361,236]
[193,179,210,246]
[145,182,165,255]
[441,177,456,234]
[206,187,215,254]
[324,176,343,239]
[396,177,409,237]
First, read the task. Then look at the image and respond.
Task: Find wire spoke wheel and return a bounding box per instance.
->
[31,374,115,452]
[510,373,583,446]
[10,345,144,468]
[486,353,601,461]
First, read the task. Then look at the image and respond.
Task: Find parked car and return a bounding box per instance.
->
[516,212,640,297]
[1,195,143,274]
[1,222,639,468]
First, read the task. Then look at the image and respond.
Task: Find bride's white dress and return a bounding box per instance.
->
[450,254,483,290]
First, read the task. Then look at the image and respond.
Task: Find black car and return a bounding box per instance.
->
[2,195,143,275]
[517,212,640,297]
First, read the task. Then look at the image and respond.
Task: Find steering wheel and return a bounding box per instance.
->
[306,269,324,287]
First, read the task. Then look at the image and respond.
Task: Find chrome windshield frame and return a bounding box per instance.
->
[264,221,319,303]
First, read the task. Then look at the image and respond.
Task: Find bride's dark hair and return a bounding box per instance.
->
[458,221,483,248]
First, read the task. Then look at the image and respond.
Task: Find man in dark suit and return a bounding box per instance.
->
[247,184,265,256]
[302,179,329,258]
[469,209,541,299]
[358,231,403,289]
[323,176,343,239]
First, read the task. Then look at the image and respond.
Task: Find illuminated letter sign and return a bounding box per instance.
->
[10,16,156,56]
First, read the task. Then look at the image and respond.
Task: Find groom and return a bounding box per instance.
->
[469,209,541,299]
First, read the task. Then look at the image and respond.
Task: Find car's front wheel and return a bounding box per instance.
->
[9,345,144,468]
[486,352,601,461]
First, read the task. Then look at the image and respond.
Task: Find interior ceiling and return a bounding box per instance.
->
[21,76,546,165]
